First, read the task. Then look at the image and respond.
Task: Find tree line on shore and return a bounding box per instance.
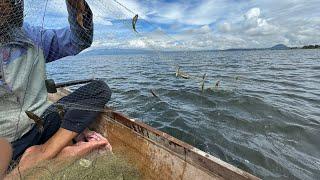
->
[291,44,320,49]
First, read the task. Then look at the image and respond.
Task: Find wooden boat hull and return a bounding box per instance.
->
[49,88,259,180]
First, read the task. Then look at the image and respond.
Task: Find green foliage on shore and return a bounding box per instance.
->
[302,45,320,49]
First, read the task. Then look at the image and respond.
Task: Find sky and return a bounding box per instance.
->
[24,0,320,50]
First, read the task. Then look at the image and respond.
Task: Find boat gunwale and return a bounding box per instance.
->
[104,110,259,180]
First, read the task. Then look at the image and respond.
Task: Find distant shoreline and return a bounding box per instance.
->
[224,44,320,51]
[290,45,320,50]
[82,44,319,55]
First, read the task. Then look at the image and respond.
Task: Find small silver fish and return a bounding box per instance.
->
[25,111,44,133]
[201,73,207,92]
[56,104,65,119]
[175,66,180,77]
[150,89,158,98]
[215,80,221,88]
[76,0,87,30]
[132,14,139,33]
[175,66,190,79]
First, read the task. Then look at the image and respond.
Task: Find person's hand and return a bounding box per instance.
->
[67,0,86,29]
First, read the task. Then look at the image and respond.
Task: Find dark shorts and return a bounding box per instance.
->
[11,80,111,161]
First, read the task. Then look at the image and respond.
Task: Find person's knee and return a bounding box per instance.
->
[91,80,112,103]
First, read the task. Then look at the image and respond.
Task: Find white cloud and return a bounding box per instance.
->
[218,22,231,33]
[242,8,279,36]
[23,0,320,50]
[245,8,261,20]
[128,39,148,49]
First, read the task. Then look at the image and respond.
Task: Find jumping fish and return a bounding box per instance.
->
[25,111,44,133]
[175,66,190,79]
[150,89,158,98]
[201,73,207,92]
[215,80,221,88]
[175,66,179,77]
[132,14,139,33]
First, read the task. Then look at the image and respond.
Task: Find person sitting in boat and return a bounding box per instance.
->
[0,0,112,175]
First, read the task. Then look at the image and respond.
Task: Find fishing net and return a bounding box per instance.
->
[21,152,141,180]
[0,0,225,179]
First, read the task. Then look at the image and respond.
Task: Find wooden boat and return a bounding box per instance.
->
[49,88,259,180]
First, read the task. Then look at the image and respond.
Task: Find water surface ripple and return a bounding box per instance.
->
[47,49,320,179]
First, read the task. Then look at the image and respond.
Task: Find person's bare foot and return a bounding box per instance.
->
[56,140,108,158]
[75,129,112,152]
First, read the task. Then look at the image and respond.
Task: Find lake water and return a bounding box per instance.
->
[47,49,320,179]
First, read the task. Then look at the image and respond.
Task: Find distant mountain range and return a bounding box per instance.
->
[225,44,289,51]
[270,44,290,50]
[225,44,320,51]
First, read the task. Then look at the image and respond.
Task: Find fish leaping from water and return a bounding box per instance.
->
[215,80,220,88]
[132,14,139,33]
[150,89,159,98]
[201,73,207,92]
[175,66,190,79]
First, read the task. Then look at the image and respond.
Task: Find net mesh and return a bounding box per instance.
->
[0,0,219,178]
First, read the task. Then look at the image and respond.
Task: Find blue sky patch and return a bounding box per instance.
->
[23,0,320,50]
